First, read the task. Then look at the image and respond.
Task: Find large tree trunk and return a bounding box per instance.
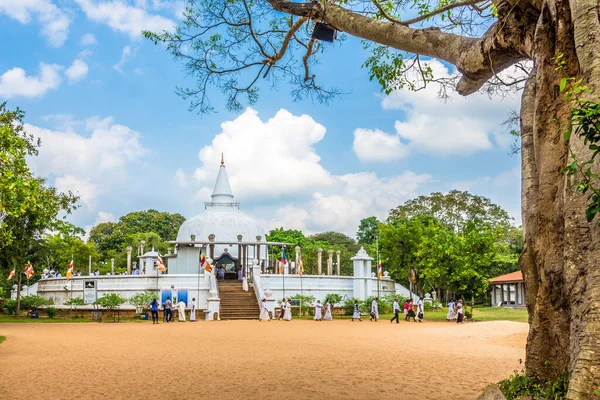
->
[520,1,600,397]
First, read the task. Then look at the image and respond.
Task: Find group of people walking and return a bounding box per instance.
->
[446,298,465,323]
[149,297,197,324]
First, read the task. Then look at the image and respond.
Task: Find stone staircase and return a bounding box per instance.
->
[218,280,259,320]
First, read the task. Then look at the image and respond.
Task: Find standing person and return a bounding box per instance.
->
[370,298,379,322]
[314,300,323,321]
[403,299,409,321]
[390,298,400,324]
[150,298,159,324]
[407,300,416,322]
[278,298,287,320]
[456,300,464,323]
[259,299,270,321]
[163,296,173,323]
[416,298,424,322]
[324,300,333,321]
[283,299,292,321]
[175,299,186,322]
[447,298,457,321]
[242,275,249,292]
[189,297,197,322]
[352,300,362,322]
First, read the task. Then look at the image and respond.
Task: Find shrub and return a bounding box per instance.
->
[498,370,568,400]
[424,302,433,311]
[362,296,392,314]
[128,291,157,313]
[289,294,315,315]
[464,308,473,320]
[20,295,49,310]
[46,306,57,319]
[323,293,343,306]
[3,300,16,315]
[94,293,126,310]
[65,297,85,306]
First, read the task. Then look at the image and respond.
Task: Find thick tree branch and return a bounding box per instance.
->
[266,0,534,94]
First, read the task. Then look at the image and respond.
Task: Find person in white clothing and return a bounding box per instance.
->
[283,299,292,321]
[370,298,379,321]
[390,298,400,324]
[259,299,270,321]
[447,299,457,320]
[242,275,248,292]
[175,300,186,322]
[314,300,323,321]
[416,298,424,322]
[456,300,465,323]
[352,300,362,322]
[189,297,197,322]
[324,300,333,321]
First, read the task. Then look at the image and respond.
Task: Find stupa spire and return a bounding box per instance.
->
[211,154,234,202]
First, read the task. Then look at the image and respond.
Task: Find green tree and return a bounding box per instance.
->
[147,0,600,392]
[36,224,98,276]
[356,216,380,244]
[388,191,512,235]
[0,104,78,316]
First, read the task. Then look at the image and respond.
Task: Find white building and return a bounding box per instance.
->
[25,157,412,319]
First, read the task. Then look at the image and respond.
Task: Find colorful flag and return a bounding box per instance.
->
[298,256,304,275]
[156,255,167,272]
[24,261,34,279]
[7,268,15,281]
[200,252,212,273]
[280,249,288,265]
[66,257,74,280]
[377,260,382,280]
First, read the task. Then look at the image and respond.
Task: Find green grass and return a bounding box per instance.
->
[0,314,148,324]
[0,336,5,344]
[295,306,528,323]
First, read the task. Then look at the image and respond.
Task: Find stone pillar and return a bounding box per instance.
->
[256,235,262,262]
[88,255,92,276]
[126,246,133,274]
[317,248,323,275]
[295,246,301,275]
[140,240,146,257]
[336,250,341,276]
[351,247,374,300]
[242,245,247,278]
[208,234,215,259]
[110,258,115,275]
[237,235,243,274]
[327,249,333,276]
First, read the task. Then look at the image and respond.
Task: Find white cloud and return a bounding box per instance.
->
[192,107,333,199]
[113,45,136,74]
[177,108,432,236]
[0,0,71,46]
[353,128,408,162]
[0,62,62,98]
[55,175,100,208]
[355,60,521,162]
[65,59,89,83]
[80,33,97,46]
[75,0,175,39]
[95,211,116,225]
[26,116,147,209]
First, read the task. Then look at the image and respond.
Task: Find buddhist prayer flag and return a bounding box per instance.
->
[377,261,382,280]
[200,252,212,273]
[66,257,74,280]
[298,256,304,275]
[280,249,287,265]
[7,268,15,281]
[25,261,34,279]
[156,255,167,272]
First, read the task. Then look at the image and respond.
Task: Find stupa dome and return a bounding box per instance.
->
[176,156,265,243]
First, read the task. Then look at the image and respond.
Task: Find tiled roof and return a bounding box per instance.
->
[491,271,523,283]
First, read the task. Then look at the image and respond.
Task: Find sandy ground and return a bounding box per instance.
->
[0,319,527,400]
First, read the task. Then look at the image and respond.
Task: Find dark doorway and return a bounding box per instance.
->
[214,252,238,280]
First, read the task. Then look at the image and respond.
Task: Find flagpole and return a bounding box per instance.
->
[300,254,303,317]
[281,246,285,300]
[70,255,73,319]
[376,236,380,299]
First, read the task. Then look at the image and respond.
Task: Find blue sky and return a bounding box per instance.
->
[0,0,522,237]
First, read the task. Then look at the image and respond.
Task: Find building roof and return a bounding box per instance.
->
[211,163,234,202]
[491,271,523,283]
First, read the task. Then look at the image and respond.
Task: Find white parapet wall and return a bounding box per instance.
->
[34,275,212,309]
[259,274,399,302]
